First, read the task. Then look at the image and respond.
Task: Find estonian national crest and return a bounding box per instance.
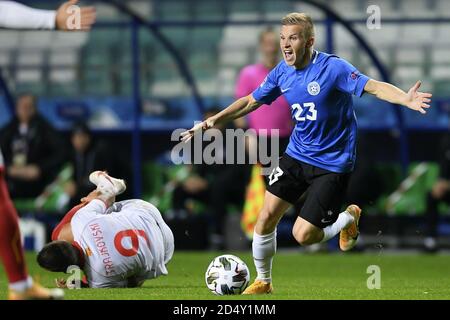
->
[307,81,320,96]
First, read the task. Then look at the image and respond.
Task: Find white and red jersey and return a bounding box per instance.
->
[70,199,174,288]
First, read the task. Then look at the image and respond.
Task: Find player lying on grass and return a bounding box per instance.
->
[36,171,174,288]
[181,12,432,294]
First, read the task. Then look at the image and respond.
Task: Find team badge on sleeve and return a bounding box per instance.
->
[307,81,320,96]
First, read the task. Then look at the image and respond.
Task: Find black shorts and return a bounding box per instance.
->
[266,153,351,228]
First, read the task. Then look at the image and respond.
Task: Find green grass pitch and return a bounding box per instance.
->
[1,251,450,300]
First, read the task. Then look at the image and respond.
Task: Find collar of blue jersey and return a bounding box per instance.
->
[292,50,319,71]
[312,50,319,63]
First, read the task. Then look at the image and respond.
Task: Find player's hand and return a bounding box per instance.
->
[180,118,215,143]
[405,81,432,114]
[56,0,96,31]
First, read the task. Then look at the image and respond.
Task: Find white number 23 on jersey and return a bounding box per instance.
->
[292,102,317,121]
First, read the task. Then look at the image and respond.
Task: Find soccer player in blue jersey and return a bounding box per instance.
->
[181,12,432,294]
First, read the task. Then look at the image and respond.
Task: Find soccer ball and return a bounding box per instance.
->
[205,254,250,295]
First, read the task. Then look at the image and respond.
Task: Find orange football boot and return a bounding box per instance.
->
[8,282,64,300]
[339,204,362,252]
[242,280,273,295]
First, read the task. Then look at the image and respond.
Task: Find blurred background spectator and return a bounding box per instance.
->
[64,122,121,207]
[346,133,385,209]
[424,133,450,252]
[0,93,65,199]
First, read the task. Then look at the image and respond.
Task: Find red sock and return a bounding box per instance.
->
[0,167,28,283]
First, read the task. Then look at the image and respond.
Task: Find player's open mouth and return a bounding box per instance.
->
[284,50,293,60]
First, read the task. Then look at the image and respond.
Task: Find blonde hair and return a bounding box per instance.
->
[281,13,315,40]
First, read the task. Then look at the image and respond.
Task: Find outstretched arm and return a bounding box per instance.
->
[0,0,95,30]
[364,79,432,114]
[181,94,262,142]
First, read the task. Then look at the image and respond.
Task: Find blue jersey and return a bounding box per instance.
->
[252,50,370,173]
